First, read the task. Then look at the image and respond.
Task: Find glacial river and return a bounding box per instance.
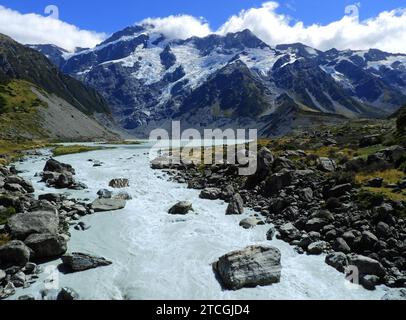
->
[12,142,392,300]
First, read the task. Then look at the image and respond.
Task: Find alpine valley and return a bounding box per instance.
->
[30,24,406,137]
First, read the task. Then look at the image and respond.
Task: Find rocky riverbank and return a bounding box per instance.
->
[0,157,129,300]
[151,127,406,295]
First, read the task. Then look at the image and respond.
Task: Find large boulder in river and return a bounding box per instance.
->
[24,233,68,260]
[213,245,281,290]
[92,198,126,212]
[6,211,59,240]
[168,201,193,215]
[200,188,222,200]
[108,178,129,188]
[0,240,30,269]
[226,194,244,215]
[61,252,112,272]
[325,252,348,273]
[43,159,75,175]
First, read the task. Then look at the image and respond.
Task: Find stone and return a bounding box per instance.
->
[61,252,112,272]
[256,147,274,176]
[325,252,348,273]
[305,218,328,232]
[0,269,6,282]
[0,241,30,269]
[43,159,75,174]
[366,178,383,188]
[301,188,313,202]
[38,193,64,203]
[348,254,386,277]
[333,238,351,254]
[317,157,337,172]
[266,228,276,240]
[239,217,260,229]
[200,188,222,200]
[226,194,244,215]
[360,275,381,291]
[92,198,126,212]
[108,178,129,188]
[10,271,26,287]
[0,282,15,299]
[5,175,34,193]
[307,241,329,255]
[328,184,352,198]
[361,231,379,248]
[57,287,80,300]
[278,223,301,241]
[18,295,35,300]
[6,211,59,240]
[4,183,26,194]
[24,233,68,259]
[266,170,293,193]
[376,222,391,239]
[168,201,193,215]
[97,189,112,199]
[213,245,281,290]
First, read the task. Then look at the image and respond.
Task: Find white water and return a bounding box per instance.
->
[13,143,391,300]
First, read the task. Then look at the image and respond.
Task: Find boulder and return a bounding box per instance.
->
[226,194,244,215]
[0,241,30,269]
[325,252,348,273]
[43,159,75,174]
[108,178,129,188]
[239,217,260,229]
[376,222,391,239]
[92,198,126,212]
[18,295,35,300]
[4,183,26,194]
[213,245,281,290]
[200,188,222,200]
[359,135,382,148]
[380,145,405,163]
[317,157,337,172]
[348,254,386,277]
[0,269,6,282]
[168,201,193,215]
[61,252,112,272]
[257,147,274,176]
[305,218,328,232]
[266,170,293,193]
[328,184,352,198]
[6,211,59,240]
[4,176,34,193]
[360,275,381,291]
[0,282,15,299]
[307,241,330,255]
[57,287,80,300]
[24,233,67,259]
[38,193,64,203]
[366,178,383,188]
[266,228,276,240]
[301,188,313,202]
[97,189,112,199]
[333,238,351,254]
[277,223,301,241]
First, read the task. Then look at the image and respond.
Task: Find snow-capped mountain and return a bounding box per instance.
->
[30,25,406,137]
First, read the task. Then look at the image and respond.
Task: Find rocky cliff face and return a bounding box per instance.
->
[31,26,406,137]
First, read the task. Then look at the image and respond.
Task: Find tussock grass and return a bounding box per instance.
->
[0,233,11,246]
[362,187,406,202]
[52,145,106,157]
[356,169,405,185]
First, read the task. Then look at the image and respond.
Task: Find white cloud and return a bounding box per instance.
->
[0,5,106,52]
[140,15,211,40]
[217,1,406,54]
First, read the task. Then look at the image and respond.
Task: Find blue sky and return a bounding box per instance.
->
[1,0,405,33]
[1,1,406,53]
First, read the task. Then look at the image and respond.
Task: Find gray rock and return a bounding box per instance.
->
[213,245,282,290]
[200,188,222,200]
[4,183,26,194]
[257,147,274,176]
[325,252,348,273]
[61,252,112,272]
[92,198,126,212]
[24,233,68,259]
[328,184,352,198]
[360,275,380,291]
[43,159,75,174]
[266,170,294,193]
[0,240,30,269]
[239,217,260,229]
[317,157,337,172]
[0,282,15,299]
[366,178,383,188]
[305,218,328,232]
[112,192,133,201]
[348,254,386,277]
[301,188,313,202]
[6,211,59,240]
[57,287,80,300]
[0,269,6,282]
[226,194,244,215]
[38,193,64,203]
[97,189,112,199]
[266,228,276,240]
[10,271,26,288]
[361,231,379,248]
[376,222,391,239]
[333,238,351,254]
[168,201,193,215]
[307,241,330,255]
[108,178,129,188]
[4,176,34,193]
[278,223,301,241]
